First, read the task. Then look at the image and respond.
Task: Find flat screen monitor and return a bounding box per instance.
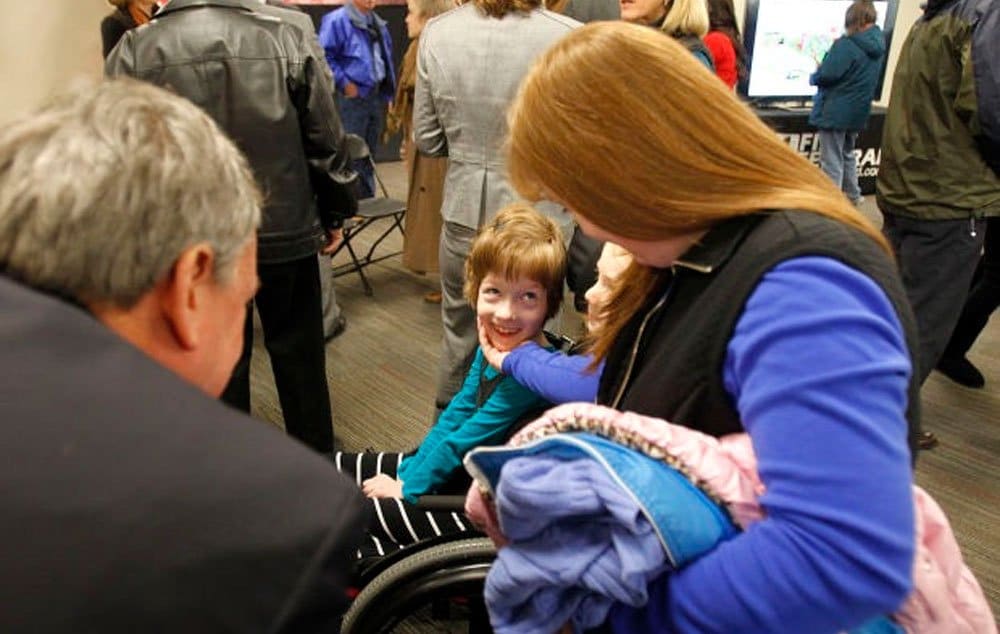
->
[740,0,898,103]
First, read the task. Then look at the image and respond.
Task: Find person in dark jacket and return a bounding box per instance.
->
[0,78,367,633]
[809,0,885,206]
[100,0,156,58]
[877,0,999,423]
[619,0,713,69]
[107,0,359,455]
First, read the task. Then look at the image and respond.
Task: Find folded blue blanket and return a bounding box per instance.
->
[470,432,737,634]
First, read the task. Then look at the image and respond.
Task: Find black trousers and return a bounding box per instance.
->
[882,213,986,383]
[222,255,334,452]
[943,216,1000,359]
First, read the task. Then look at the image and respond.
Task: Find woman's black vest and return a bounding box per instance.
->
[596,211,922,456]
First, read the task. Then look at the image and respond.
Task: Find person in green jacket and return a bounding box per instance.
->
[809,0,885,206]
[877,0,1000,449]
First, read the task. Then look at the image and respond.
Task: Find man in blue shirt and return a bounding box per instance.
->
[319,0,396,197]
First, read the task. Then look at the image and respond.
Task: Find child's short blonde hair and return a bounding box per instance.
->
[464,203,567,320]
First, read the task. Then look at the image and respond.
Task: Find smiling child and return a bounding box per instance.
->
[334,203,566,556]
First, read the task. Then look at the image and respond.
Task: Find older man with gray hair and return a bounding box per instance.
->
[0,78,366,632]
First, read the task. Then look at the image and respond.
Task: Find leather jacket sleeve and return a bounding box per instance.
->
[284,27,359,229]
[104,29,136,77]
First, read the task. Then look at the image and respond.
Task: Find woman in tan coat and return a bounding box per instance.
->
[385,0,454,299]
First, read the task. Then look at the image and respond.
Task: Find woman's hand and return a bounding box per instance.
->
[362,473,404,499]
[477,317,510,372]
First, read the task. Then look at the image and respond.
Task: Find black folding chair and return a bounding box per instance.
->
[330,134,407,296]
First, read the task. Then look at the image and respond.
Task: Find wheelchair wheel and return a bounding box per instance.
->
[342,537,496,633]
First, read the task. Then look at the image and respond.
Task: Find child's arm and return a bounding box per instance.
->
[502,342,604,404]
[396,356,480,485]
[400,372,545,503]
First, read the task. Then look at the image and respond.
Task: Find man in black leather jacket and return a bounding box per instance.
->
[107,0,359,454]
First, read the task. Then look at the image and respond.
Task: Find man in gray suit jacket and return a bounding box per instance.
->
[414,0,578,407]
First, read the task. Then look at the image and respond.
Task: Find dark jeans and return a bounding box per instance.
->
[943,216,1000,359]
[222,255,334,452]
[339,92,384,198]
[881,213,986,383]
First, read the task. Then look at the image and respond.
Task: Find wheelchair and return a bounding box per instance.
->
[341,331,580,633]
[342,496,496,633]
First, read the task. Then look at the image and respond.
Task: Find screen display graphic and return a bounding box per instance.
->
[744,0,891,100]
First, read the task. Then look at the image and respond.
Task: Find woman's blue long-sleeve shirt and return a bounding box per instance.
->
[501,342,602,404]
[396,347,548,503]
[503,256,915,632]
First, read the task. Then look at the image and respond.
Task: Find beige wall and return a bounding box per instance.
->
[0,1,108,126]
[876,0,921,106]
[731,0,922,106]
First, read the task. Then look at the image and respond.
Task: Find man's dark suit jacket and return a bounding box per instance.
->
[0,274,367,632]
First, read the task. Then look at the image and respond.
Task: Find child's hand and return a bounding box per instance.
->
[362,474,404,499]
[477,318,510,372]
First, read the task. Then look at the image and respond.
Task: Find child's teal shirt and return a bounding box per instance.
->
[397,347,549,503]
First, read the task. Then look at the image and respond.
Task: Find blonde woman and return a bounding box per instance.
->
[100,0,156,58]
[619,0,712,68]
[384,0,454,292]
[506,22,919,632]
[660,0,712,67]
